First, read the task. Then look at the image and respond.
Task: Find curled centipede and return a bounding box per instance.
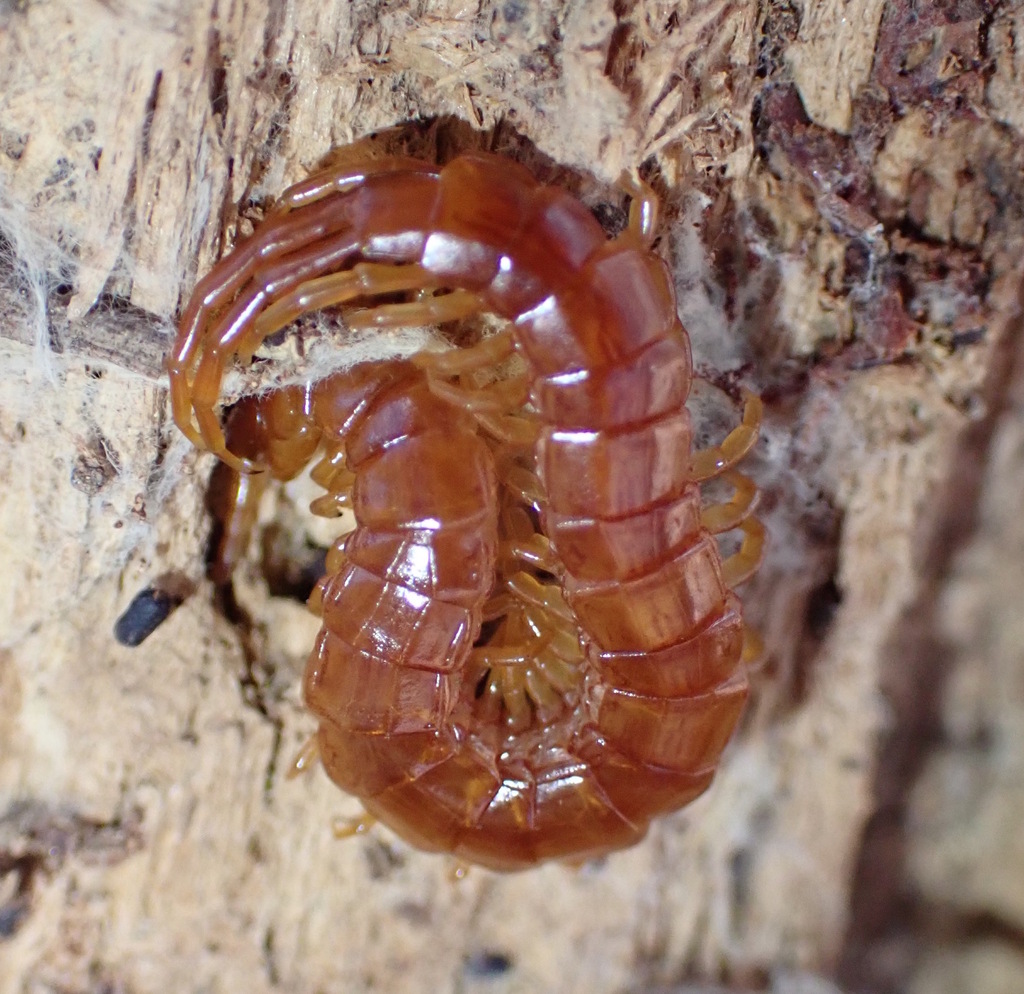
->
[168,149,765,871]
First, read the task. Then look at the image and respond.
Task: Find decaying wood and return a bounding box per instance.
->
[1,2,1023,992]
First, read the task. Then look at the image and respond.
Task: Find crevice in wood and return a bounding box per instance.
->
[838,271,1024,994]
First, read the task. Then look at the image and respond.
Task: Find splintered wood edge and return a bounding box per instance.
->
[0,275,170,381]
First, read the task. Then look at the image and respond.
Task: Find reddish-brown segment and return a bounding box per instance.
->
[169,152,765,871]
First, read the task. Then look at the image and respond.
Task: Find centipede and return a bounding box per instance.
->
[168,149,765,871]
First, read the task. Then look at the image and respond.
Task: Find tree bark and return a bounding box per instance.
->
[1,2,1023,992]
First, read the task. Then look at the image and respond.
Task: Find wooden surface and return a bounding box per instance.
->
[1,2,1023,992]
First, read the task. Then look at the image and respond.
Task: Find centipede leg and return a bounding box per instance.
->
[287,734,322,779]
[310,444,354,499]
[304,448,357,620]
[473,466,579,729]
[499,533,561,574]
[741,623,765,664]
[307,445,356,522]
[204,393,280,581]
[249,263,451,348]
[170,375,206,449]
[207,461,270,584]
[343,289,485,329]
[274,154,435,212]
[193,265,459,463]
[497,461,547,508]
[413,327,516,378]
[425,374,531,416]
[470,610,564,733]
[471,629,552,668]
[188,349,241,467]
[307,533,353,618]
[507,571,576,625]
[498,664,532,732]
[309,490,355,518]
[477,411,541,448]
[690,389,763,482]
[619,171,660,246]
[173,198,369,393]
[332,812,378,839]
[721,516,766,587]
[700,469,759,534]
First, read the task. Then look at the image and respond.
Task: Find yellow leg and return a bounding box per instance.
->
[412,327,516,378]
[172,158,430,406]
[323,534,351,576]
[179,258,477,461]
[480,591,514,622]
[343,289,484,329]
[741,623,764,664]
[310,445,352,492]
[690,390,762,482]
[476,411,541,447]
[188,348,239,467]
[700,469,759,534]
[619,170,660,246]
[249,262,446,348]
[721,516,766,587]
[176,219,366,413]
[499,532,562,574]
[470,633,551,668]
[274,155,435,212]
[506,572,575,625]
[169,373,205,449]
[498,462,547,507]
[425,372,530,416]
[310,490,354,518]
[287,734,321,779]
[332,813,378,839]
[523,662,569,717]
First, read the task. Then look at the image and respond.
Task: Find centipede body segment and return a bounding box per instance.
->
[169,151,765,871]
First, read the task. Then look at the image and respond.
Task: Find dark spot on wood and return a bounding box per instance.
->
[0,853,39,938]
[806,576,843,641]
[207,29,229,126]
[70,432,118,495]
[114,587,177,646]
[113,574,192,647]
[42,157,73,187]
[364,839,406,881]
[464,950,515,978]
